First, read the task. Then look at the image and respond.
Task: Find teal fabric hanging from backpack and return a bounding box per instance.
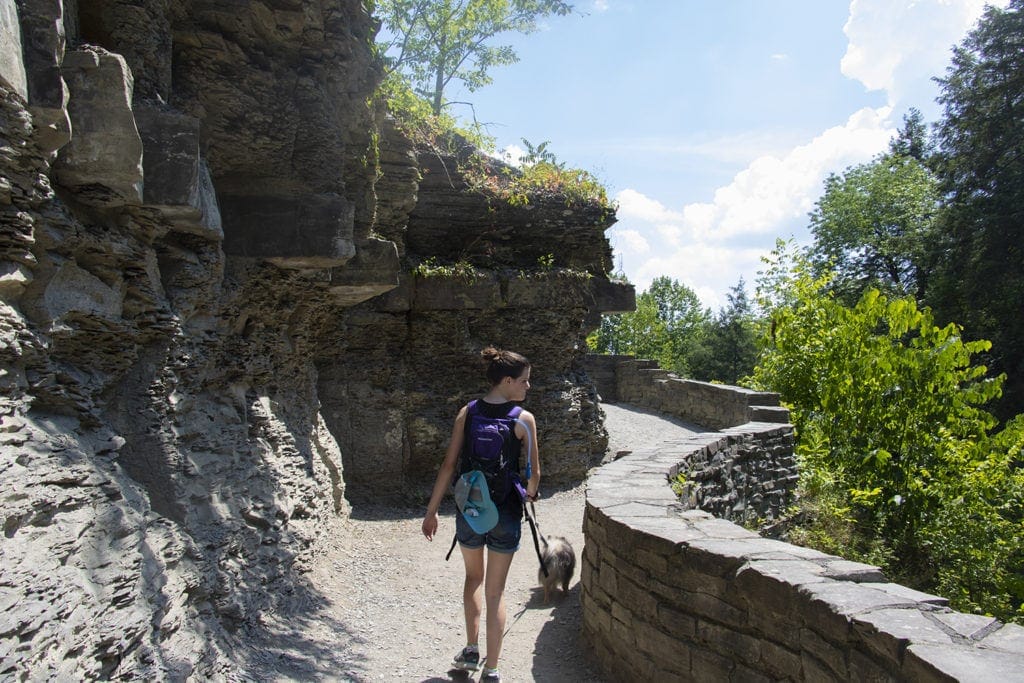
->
[452,470,499,534]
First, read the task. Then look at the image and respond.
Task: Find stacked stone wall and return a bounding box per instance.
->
[582,354,789,428]
[582,432,1024,681]
[580,356,1024,680]
[678,424,797,525]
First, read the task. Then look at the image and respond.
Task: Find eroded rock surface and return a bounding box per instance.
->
[0,1,630,677]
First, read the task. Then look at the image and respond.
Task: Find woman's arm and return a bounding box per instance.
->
[517,410,540,500]
[422,405,467,541]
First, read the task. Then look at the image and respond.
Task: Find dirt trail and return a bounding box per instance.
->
[246,403,702,682]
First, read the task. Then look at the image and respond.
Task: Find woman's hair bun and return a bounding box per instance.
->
[480,346,530,386]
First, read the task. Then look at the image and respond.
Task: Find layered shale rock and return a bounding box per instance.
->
[0,1,630,678]
[320,137,634,497]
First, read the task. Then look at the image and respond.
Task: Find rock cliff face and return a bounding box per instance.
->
[0,0,631,678]
[321,137,633,497]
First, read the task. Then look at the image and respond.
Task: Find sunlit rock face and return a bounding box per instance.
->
[2,1,380,677]
[0,0,630,677]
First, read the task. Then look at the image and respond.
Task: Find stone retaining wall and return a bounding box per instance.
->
[581,411,1024,679]
[581,435,1024,681]
[678,424,797,526]
[580,354,1024,681]
[581,354,790,428]
[583,352,799,523]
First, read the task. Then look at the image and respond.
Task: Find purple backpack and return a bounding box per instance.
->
[460,400,523,505]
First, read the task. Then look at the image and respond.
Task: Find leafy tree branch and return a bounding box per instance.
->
[375,0,573,114]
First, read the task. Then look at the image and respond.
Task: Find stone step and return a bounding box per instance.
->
[749,405,790,423]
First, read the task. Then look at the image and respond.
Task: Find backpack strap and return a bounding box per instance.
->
[504,404,525,476]
[457,400,479,476]
[510,407,535,481]
[462,399,479,445]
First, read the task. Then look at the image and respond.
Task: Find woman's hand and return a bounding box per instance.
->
[422,511,439,541]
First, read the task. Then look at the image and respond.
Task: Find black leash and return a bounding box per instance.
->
[445,532,458,561]
[525,500,548,577]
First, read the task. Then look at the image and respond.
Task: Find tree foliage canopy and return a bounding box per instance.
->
[889,108,931,162]
[808,152,940,303]
[688,279,759,385]
[374,0,572,114]
[927,0,1024,420]
[751,250,1024,621]
[587,277,759,384]
[589,277,711,376]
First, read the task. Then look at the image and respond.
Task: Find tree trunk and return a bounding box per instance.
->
[432,66,444,115]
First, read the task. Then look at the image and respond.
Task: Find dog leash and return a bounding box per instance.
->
[524,499,548,578]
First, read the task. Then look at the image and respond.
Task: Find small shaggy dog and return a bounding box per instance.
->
[538,535,576,603]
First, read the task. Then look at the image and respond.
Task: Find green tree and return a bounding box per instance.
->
[751,254,1024,621]
[928,0,1024,420]
[646,276,712,375]
[375,0,572,115]
[807,152,940,303]
[519,138,562,167]
[588,277,711,377]
[689,279,758,384]
[602,294,667,363]
[889,107,932,162]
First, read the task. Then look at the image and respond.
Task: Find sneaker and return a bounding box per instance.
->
[452,646,480,672]
[481,667,501,681]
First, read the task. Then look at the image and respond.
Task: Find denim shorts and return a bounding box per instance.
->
[456,501,522,554]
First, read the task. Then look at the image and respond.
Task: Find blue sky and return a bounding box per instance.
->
[439,0,1004,310]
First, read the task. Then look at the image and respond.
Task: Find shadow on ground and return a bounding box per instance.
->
[238,571,368,680]
[529,584,606,682]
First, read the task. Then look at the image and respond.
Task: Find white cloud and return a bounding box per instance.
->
[841,0,1007,106]
[701,106,894,239]
[611,106,895,307]
[607,0,1007,309]
[609,227,649,254]
[592,0,610,11]
[498,143,527,167]
[616,188,684,225]
[633,243,768,312]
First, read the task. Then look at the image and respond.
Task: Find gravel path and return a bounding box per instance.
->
[249,403,704,682]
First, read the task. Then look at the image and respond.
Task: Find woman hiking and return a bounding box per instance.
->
[421,347,541,682]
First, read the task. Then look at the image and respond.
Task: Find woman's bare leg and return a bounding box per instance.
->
[460,545,485,646]
[483,549,515,669]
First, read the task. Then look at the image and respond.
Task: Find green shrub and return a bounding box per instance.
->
[752,258,1024,622]
[378,72,494,153]
[411,256,480,281]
